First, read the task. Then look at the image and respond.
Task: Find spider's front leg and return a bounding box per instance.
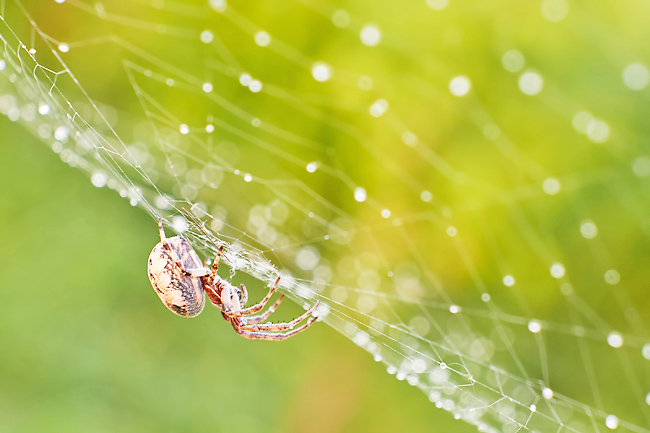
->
[236,277,281,316]
[243,294,284,324]
[239,284,248,308]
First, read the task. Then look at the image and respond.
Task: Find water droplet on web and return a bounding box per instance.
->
[38,103,50,115]
[369,99,389,117]
[541,0,568,22]
[248,80,262,93]
[518,71,544,95]
[449,304,461,314]
[607,332,623,348]
[200,30,213,43]
[483,123,500,140]
[358,75,373,91]
[622,63,649,90]
[239,73,252,86]
[605,414,619,430]
[580,220,598,239]
[306,161,318,172]
[354,187,367,202]
[311,62,331,82]
[542,178,561,195]
[426,0,448,10]
[449,75,471,96]
[179,124,189,134]
[446,226,457,237]
[420,191,432,202]
[243,173,253,182]
[58,43,69,53]
[550,263,565,278]
[54,126,69,142]
[353,331,370,347]
[642,344,650,360]
[502,50,525,73]
[172,215,188,233]
[202,82,213,93]
[402,131,418,146]
[90,171,107,188]
[0,60,5,71]
[331,9,350,28]
[503,275,515,286]
[632,156,650,178]
[542,387,554,400]
[254,31,271,47]
[381,209,391,218]
[209,0,226,13]
[360,24,381,46]
[586,119,610,143]
[528,319,542,333]
[604,269,620,285]
[296,246,320,271]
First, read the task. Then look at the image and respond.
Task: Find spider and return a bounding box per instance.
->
[148,219,319,341]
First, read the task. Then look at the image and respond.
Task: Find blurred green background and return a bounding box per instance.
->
[0,115,474,432]
[2,0,650,431]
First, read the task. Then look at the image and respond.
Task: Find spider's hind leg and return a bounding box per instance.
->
[242,300,320,332]
[233,316,318,341]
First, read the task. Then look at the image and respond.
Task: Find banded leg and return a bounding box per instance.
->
[239,284,248,308]
[233,316,318,341]
[230,277,280,317]
[244,295,285,324]
[204,284,223,308]
[207,246,224,285]
[241,301,320,332]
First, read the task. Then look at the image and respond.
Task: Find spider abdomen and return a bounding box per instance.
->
[148,236,206,317]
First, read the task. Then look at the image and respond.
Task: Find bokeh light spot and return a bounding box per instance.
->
[502,50,525,73]
[311,62,332,82]
[518,71,544,95]
[622,63,649,90]
[550,263,565,278]
[449,75,471,96]
[607,332,624,348]
[360,24,382,46]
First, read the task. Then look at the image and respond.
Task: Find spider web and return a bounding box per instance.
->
[1,0,650,431]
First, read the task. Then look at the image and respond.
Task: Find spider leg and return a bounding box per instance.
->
[204,283,223,309]
[236,277,280,316]
[243,294,284,324]
[208,246,224,285]
[241,300,320,332]
[232,316,318,341]
[158,219,210,277]
[239,284,248,308]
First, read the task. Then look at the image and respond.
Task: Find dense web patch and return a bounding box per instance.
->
[1,0,650,431]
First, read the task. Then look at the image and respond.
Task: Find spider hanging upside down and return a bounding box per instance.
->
[147,219,320,341]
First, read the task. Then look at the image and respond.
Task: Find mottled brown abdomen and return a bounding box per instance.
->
[147,236,206,317]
